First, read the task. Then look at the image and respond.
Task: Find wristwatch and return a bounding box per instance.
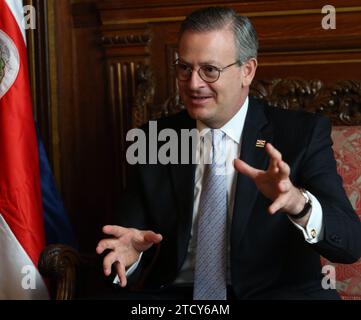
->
[289,188,312,220]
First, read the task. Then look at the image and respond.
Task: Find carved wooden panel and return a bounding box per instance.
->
[101,23,153,192]
[250,79,361,125]
[107,61,148,191]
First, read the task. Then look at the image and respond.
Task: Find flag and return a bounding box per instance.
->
[0,0,49,299]
[36,126,78,248]
[0,215,48,299]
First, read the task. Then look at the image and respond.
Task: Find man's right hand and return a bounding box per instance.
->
[96,225,163,287]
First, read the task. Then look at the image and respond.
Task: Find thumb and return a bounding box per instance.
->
[233,159,260,179]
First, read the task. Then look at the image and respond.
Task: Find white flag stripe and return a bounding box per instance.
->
[0,214,49,300]
[5,0,26,44]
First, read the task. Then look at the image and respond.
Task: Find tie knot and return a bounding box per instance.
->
[210,129,225,170]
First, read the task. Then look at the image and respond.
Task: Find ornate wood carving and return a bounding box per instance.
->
[132,64,154,127]
[101,34,151,46]
[250,79,361,125]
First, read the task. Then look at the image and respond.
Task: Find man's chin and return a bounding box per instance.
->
[186,104,209,119]
[186,108,208,121]
[186,109,218,127]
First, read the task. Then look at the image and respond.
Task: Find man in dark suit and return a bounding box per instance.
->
[96,7,361,300]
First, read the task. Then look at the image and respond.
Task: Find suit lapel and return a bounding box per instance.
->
[231,98,274,256]
[170,162,195,266]
[168,113,196,269]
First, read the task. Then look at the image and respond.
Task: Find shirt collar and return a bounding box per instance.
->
[196,96,249,144]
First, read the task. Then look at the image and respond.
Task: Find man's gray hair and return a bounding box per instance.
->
[179,7,258,63]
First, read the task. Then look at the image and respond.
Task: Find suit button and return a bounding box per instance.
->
[330,234,341,243]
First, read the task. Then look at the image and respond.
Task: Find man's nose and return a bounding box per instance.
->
[188,69,206,90]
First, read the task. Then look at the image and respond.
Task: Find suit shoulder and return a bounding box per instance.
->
[256,99,330,129]
[142,110,194,131]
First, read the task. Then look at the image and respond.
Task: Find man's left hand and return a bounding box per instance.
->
[234,143,307,220]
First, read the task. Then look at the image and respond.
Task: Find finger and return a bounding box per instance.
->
[268,195,287,214]
[96,244,105,255]
[270,161,280,175]
[266,143,282,168]
[102,225,127,238]
[114,262,127,288]
[277,161,290,180]
[143,231,163,244]
[102,251,119,276]
[96,238,117,254]
[233,159,262,179]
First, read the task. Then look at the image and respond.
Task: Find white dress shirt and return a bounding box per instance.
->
[120,97,325,284]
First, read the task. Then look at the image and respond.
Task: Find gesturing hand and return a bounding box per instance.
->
[234,143,306,218]
[96,225,162,287]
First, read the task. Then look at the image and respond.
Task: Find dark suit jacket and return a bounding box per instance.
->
[116,97,361,299]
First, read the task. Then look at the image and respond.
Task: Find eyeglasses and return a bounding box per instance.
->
[173,59,241,83]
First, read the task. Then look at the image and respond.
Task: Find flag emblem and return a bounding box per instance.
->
[0,30,20,99]
[256,140,266,148]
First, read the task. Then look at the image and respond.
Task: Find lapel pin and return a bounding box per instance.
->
[256,140,266,148]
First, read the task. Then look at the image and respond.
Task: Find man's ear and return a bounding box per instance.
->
[241,58,258,87]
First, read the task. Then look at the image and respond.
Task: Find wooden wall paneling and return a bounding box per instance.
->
[25,0,70,195]
[47,0,80,244]
[100,24,152,196]
[253,7,361,81]
[97,0,360,12]
[26,0,53,163]
[69,0,116,251]
[97,0,361,107]
[149,22,180,108]
[33,0,113,252]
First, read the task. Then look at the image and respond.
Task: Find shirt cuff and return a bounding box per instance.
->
[289,191,324,244]
[113,252,143,284]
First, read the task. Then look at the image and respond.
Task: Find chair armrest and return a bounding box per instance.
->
[38,244,80,300]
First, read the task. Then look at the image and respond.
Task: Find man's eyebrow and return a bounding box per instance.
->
[199,60,220,66]
[177,58,191,65]
[177,58,221,66]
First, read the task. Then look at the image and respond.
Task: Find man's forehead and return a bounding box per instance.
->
[178,29,237,62]
[179,28,233,40]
